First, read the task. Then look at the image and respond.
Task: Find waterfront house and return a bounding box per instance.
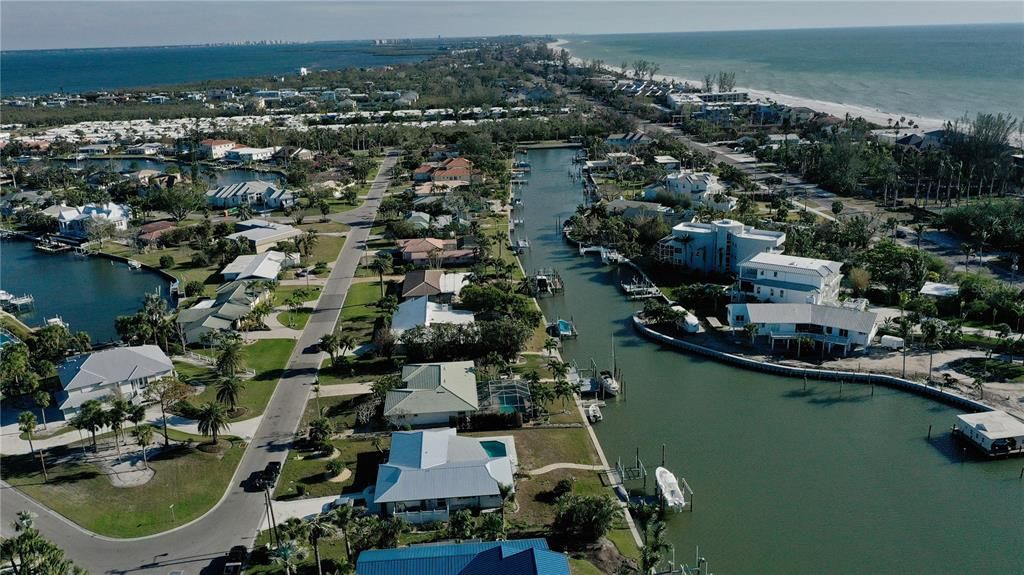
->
[176,280,271,345]
[662,170,736,212]
[227,219,302,253]
[401,270,470,301]
[355,538,569,575]
[77,143,116,155]
[727,302,879,355]
[955,411,1024,456]
[199,139,236,159]
[206,181,294,210]
[126,143,163,156]
[54,202,130,239]
[734,252,843,305]
[56,345,174,419]
[397,238,477,267]
[653,155,681,171]
[605,132,653,149]
[656,219,785,274]
[220,251,296,281]
[136,220,176,247]
[390,296,476,338]
[384,361,479,427]
[371,428,515,524]
[226,146,277,163]
[605,198,674,222]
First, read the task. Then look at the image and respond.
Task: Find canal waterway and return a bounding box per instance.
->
[517,147,1023,574]
[0,239,172,343]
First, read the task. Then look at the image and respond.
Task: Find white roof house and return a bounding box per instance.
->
[956,411,1024,455]
[735,252,844,305]
[383,361,479,427]
[391,297,476,337]
[206,181,294,209]
[657,219,785,274]
[728,302,879,354]
[919,282,959,298]
[227,219,303,253]
[220,251,296,281]
[53,202,130,238]
[372,428,515,523]
[663,170,736,212]
[56,345,174,417]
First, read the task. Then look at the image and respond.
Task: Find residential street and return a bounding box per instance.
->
[0,153,398,574]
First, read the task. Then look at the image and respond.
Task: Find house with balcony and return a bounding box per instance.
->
[656,219,785,274]
[53,202,130,239]
[727,302,879,355]
[734,252,843,304]
[56,345,174,419]
[661,170,736,212]
[371,428,515,524]
[199,139,236,159]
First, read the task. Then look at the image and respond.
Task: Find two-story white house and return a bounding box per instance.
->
[56,345,175,419]
[662,170,736,211]
[53,202,130,238]
[199,139,236,159]
[734,252,843,304]
[727,302,879,355]
[656,219,786,274]
[206,181,295,210]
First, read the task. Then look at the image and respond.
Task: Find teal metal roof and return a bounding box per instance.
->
[356,538,570,575]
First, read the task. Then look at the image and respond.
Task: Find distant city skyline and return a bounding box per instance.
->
[1,1,1021,51]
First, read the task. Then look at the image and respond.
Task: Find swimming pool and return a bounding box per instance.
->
[480,440,507,458]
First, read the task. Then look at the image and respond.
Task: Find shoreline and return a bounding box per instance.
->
[547,38,950,133]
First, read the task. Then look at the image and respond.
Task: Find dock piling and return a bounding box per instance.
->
[927,425,932,439]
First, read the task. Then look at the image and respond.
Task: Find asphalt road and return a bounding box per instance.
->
[0,153,399,575]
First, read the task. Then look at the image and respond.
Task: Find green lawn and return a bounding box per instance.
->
[318,356,399,385]
[249,530,349,575]
[278,309,312,330]
[297,220,351,234]
[185,339,296,420]
[1,431,244,538]
[337,281,390,344]
[273,285,322,307]
[273,436,388,500]
[307,235,346,267]
[103,243,221,297]
[305,394,362,431]
[948,357,1024,383]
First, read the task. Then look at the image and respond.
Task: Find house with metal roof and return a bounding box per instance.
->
[220,250,297,281]
[391,297,476,338]
[206,181,294,209]
[227,219,303,253]
[955,411,1024,456]
[656,219,785,274]
[355,538,570,575]
[176,280,271,345]
[371,428,516,524]
[735,252,844,305]
[384,361,479,427]
[56,345,174,418]
[727,302,879,355]
[401,270,470,301]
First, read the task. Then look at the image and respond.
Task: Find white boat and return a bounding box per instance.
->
[600,370,620,396]
[587,404,603,423]
[656,466,686,509]
[127,259,142,270]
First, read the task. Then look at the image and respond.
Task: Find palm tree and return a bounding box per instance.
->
[33,391,50,431]
[17,412,38,454]
[304,514,339,575]
[337,333,356,357]
[236,202,254,221]
[553,378,577,413]
[319,333,339,366]
[327,504,356,562]
[640,520,671,573]
[546,359,568,382]
[127,403,147,435]
[301,230,320,258]
[377,516,407,549]
[530,382,556,421]
[196,402,230,445]
[307,417,334,449]
[920,320,941,382]
[71,399,105,451]
[215,378,246,412]
[109,396,131,445]
[272,540,309,575]
[542,337,558,356]
[744,323,760,344]
[216,336,245,377]
[369,254,393,298]
[960,242,973,270]
[133,425,154,470]
[897,318,915,378]
[912,222,928,249]
[105,403,127,459]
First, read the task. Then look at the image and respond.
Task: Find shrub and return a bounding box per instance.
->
[552,477,576,498]
[296,484,307,497]
[159,255,175,269]
[183,280,205,297]
[326,460,344,477]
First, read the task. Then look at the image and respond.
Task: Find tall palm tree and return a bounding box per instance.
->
[216,336,245,377]
[33,391,50,431]
[337,333,356,357]
[105,404,126,459]
[328,505,356,562]
[215,378,246,412]
[196,402,230,445]
[542,337,558,356]
[272,540,308,575]
[369,254,393,298]
[133,425,154,470]
[319,333,340,366]
[305,514,339,575]
[109,396,132,445]
[17,412,37,454]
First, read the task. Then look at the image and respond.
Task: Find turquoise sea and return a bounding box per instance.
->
[0,40,437,96]
[564,24,1024,121]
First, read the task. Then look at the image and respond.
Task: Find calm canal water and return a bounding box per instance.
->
[518,148,1023,574]
[0,239,171,343]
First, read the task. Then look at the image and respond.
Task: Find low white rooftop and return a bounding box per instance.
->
[919,282,959,298]
[957,411,1024,440]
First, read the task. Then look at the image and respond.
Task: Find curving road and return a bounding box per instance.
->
[0,153,399,574]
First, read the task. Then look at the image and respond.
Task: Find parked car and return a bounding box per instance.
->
[223,545,247,575]
[262,461,282,487]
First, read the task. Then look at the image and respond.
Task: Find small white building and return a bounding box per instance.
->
[56,345,174,418]
[919,282,959,299]
[227,146,277,163]
[955,411,1024,456]
[126,143,163,156]
[662,170,736,211]
[656,219,785,274]
[735,252,844,305]
[390,296,476,338]
[727,302,879,355]
[199,139,236,159]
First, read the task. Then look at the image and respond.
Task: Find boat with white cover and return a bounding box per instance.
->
[656,466,686,509]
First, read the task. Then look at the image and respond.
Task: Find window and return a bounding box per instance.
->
[773,271,778,277]
[825,326,833,334]
[756,287,761,294]
[780,290,785,297]
[735,315,745,322]
[839,329,849,337]
[770,289,775,296]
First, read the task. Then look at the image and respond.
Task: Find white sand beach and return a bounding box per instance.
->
[547,38,949,132]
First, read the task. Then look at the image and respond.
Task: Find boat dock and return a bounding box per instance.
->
[35,237,73,253]
[0,290,35,311]
[621,276,662,299]
[529,268,564,296]
[578,245,624,264]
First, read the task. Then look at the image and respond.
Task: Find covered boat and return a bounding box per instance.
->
[656,466,686,509]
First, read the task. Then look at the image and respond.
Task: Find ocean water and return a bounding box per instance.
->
[564,24,1024,121]
[0,41,435,95]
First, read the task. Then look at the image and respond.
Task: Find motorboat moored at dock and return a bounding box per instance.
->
[656,466,686,509]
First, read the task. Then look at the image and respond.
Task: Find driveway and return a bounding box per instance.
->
[0,152,399,574]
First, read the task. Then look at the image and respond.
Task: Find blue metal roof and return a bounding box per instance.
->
[356,538,570,575]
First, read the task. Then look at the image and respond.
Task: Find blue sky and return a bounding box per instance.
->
[2,1,1022,51]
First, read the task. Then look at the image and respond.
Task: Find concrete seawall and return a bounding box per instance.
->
[632,314,992,413]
